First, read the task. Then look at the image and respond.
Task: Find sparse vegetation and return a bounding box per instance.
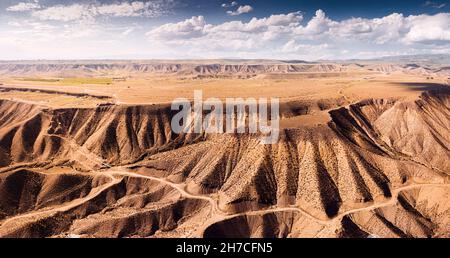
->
[60,77,113,85]
[19,78,60,83]
[19,77,113,85]
[0,60,449,238]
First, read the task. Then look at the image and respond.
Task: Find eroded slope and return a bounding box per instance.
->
[0,89,448,238]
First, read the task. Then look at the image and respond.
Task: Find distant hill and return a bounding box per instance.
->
[332,54,450,65]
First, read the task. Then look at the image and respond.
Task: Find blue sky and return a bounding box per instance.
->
[0,0,449,60]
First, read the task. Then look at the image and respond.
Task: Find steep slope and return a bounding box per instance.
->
[0,89,448,238]
[347,185,450,238]
[0,102,202,169]
[0,169,211,238]
[137,90,449,219]
[202,185,450,238]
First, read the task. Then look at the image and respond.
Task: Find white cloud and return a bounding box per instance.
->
[147,12,303,39]
[281,40,329,53]
[227,5,253,16]
[295,9,337,36]
[404,13,450,43]
[96,1,165,17]
[222,1,238,8]
[144,10,450,59]
[32,4,91,22]
[0,17,146,60]
[6,1,40,12]
[146,16,207,40]
[290,10,450,45]
[29,1,172,21]
[329,13,408,44]
[2,5,450,60]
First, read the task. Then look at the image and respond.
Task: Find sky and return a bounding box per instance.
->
[0,0,449,60]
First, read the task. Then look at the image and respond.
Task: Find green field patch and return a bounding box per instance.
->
[60,78,113,85]
[19,77,113,85]
[19,78,60,83]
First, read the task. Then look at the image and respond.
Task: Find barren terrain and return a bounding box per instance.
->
[0,59,448,238]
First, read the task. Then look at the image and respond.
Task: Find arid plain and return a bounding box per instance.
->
[0,58,449,238]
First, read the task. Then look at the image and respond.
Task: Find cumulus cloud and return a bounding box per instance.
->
[404,13,450,43]
[146,16,207,40]
[146,12,303,42]
[289,10,450,45]
[144,10,450,59]
[295,9,337,36]
[227,5,253,16]
[6,0,40,12]
[3,3,450,60]
[329,13,409,44]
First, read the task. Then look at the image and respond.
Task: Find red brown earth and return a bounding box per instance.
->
[0,60,449,238]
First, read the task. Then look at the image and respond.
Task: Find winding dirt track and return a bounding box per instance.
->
[106,169,450,224]
[0,167,448,237]
[107,168,226,216]
[1,124,448,237]
[0,173,122,234]
[107,170,449,237]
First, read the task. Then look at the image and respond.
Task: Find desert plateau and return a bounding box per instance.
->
[1,0,450,240]
[0,57,449,238]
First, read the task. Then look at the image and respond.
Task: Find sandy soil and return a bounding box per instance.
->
[0,61,448,238]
